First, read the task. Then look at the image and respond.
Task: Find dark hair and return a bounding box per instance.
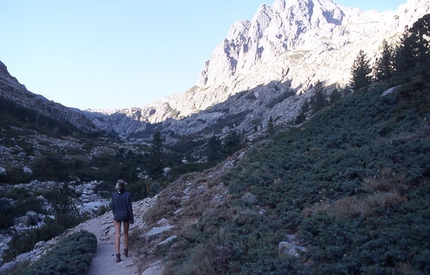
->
[115,180,126,193]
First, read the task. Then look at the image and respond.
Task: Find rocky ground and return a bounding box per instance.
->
[1,197,159,275]
[1,150,308,275]
[72,199,155,275]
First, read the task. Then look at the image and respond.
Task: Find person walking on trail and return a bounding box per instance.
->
[112,179,134,263]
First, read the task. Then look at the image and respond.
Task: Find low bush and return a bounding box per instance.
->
[18,230,97,275]
[2,184,84,263]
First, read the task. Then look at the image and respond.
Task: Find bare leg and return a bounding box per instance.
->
[123,221,130,253]
[114,221,122,254]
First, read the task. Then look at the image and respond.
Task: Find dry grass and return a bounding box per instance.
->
[362,167,406,192]
[307,191,407,218]
[163,244,215,275]
[304,168,408,218]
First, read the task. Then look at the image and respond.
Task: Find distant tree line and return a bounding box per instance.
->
[351,13,430,90]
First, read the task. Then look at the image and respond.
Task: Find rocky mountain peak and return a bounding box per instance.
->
[197,0,356,88]
[2,0,429,140]
[198,0,428,91]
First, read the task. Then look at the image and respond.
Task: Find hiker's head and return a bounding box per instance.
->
[115,179,126,193]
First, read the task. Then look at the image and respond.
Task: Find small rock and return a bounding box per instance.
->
[158,235,177,246]
[157,218,170,226]
[0,166,6,176]
[34,241,46,249]
[278,241,306,257]
[241,192,258,204]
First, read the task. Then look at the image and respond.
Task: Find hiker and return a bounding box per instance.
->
[112,179,134,263]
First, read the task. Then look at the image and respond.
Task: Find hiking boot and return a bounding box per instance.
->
[116,253,121,263]
[124,248,129,257]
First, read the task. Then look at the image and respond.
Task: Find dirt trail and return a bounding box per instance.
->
[72,206,141,275]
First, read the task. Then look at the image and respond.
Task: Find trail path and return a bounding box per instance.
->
[71,203,144,275]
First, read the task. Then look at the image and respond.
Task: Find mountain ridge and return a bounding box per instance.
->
[0,61,99,134]
[86,0,429,138]
[1,0,429,140]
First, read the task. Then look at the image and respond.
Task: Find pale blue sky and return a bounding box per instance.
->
[0,0,406,110]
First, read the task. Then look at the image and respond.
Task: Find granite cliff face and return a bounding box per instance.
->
[90,0,429,139]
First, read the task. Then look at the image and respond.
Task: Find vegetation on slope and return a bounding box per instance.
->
[137,15,430,275]
[17,230,97,275]
[154,67,430,274]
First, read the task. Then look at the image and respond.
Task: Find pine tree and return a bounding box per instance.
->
[409,13,430,63]
[394,14,430,73]
[267,117,275,135]
[374,39,394,81]
[394,27,416,73]
[310,81,327,114]
[223,130,242,157]
[207,134,222,163]
[296,99,310,124]
[350,50,372,90]
[329,89,342,104]
[147,130,164,179]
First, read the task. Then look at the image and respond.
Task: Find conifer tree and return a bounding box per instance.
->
[147,130,164,179]
[409,13,430,62]
[267,117,275,135]
[394,14,430,73]
[296,99,310,124]
[374,39,394,81]
[394,27,416,73]
[350,50,372,90]
[329,89,342,104]
[223,129,242,157]
[310,81,327,113]
[207,134,222,163]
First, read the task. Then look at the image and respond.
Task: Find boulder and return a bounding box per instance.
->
[22,166,33,174]
[26,211,39,225]
[144,226,173,243]
[13,215,32,227]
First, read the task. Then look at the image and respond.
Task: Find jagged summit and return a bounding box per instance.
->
[197,0,427,91]
[198,0,355,88]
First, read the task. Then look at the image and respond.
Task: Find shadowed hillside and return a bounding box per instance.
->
[137,65,430,274]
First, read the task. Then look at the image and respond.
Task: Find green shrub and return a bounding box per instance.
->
[18,230,97,275]
[3,184,84,262]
